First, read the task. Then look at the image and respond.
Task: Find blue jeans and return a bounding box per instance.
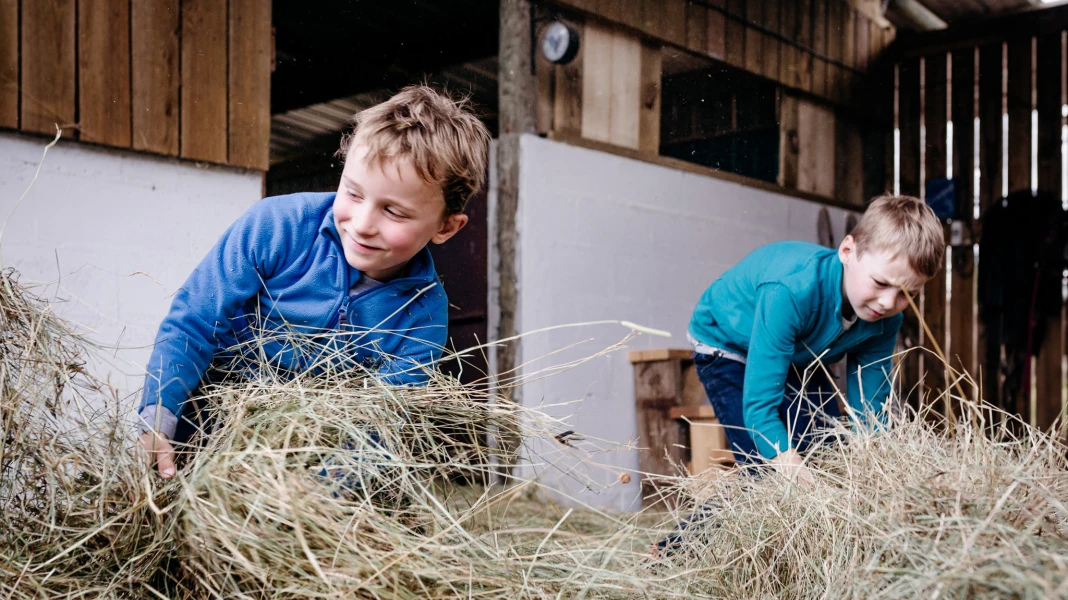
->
[694,351,842,464]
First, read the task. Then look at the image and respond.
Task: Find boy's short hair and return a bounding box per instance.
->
[851,195,945,279]
[338,85,491,215]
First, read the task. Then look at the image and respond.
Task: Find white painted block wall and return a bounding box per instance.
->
[510,135,857,512]
[0,131,263,407]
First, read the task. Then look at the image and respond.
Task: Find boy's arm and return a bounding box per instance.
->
[140,199,306,421]
[845,315,902,425]
[743,283,804,459]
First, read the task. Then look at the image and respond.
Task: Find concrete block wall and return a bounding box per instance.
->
[508,134,858,512]
[0,131,263,406]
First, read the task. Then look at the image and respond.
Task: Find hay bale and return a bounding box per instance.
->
[0,270,171,598]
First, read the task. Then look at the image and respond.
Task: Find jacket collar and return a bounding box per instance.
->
[318,196,439,289]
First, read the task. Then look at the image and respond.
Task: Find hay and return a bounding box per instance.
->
[3,255,1068,598]
[653,389,1068,599]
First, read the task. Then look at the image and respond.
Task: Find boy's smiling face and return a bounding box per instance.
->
[333,144,467,281]
[838,235,927,322]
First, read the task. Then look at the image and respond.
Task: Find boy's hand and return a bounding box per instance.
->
[769,449,813,487]
[140,431,176,480]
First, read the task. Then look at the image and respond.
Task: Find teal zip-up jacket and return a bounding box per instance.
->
[689,241,901,459]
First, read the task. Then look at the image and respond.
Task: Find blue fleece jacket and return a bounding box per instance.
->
[689,241,901,459]
[138,192,449,420]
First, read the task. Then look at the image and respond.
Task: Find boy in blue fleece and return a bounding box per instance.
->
[139,86,491,479]
[688,195,944,484]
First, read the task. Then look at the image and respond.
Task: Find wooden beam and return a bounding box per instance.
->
[132,0,179,156]
[796,98,836,198]
[949,46,976,388]
[78,0,131,147]
[780,0,799,87]
[496,0,537,483]
[812,0,828,97]
[0,0,17,129]
[762,0,781,83]
[922,52,949,416]
[899,57,922,403]
[977,42,1003,412]
[180,0,228,163]
[1035,32,1064,431]
[724,0,746,69]
[779,92,800,189]
[1006,37,1032,196]
[684,0,709,55]
[744,0,764,76]
[893,4,1068,60]
[228,0,273,170]
[706,0,727,61]
[797,0,815,93]
[21,0,76,136]
[638,40,661,153]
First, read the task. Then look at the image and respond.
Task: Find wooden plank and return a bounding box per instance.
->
[229,0,272,170]
[618,0,642,30]
[1006,38,1031,196]
[835,113,864,208]
[638,40,661,153]
[779,92,800,189]
[581,21,613,144]
[553,21,584,137]
[633,359,686,504]
[628,349,694,363]
[842,7,858,105]
[1035,33,1064,431]
[535,40,556,135]
[78,0,131,147]
[797,0,814,92]
[0,0,17,129]
[21,0,76,135]
[899,58,923,403]
[706,0,726,61]
[797,98,836,198]
[744,0,763,75]
[1006,37,1032,423]
[950,47,976,388]
[660,0,687,47]
[855,13,870,71]
[724,0,746,69]
[923,53,949,415]
[670,405,717,420]
[977,42,1003,412]
[826,0,844,102]
[609,29,642,149]
[779,0,798,87]
[181,0,228,163]
[812,0,828,97]
[762,0,781,82]
[685,0,709,55]
[131,0,179,155]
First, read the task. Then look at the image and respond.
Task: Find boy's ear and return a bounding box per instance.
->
[838,234,856,264]
[431,213,468,244]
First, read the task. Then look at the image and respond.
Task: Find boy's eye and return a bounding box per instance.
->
[385,206,408,218]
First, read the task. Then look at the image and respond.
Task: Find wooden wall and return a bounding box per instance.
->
[892,29,1068,430]
[0,0,272,171]
[538,0,896,208]
[550,0,895,108]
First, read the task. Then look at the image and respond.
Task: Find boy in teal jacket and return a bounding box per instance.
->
[688,195,944,484]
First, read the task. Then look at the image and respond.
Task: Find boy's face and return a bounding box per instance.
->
[838,235,926,322]
[333,144,467,281]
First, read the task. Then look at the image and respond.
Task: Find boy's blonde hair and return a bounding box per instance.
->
[338,86,491,215]
[851,195,945,279]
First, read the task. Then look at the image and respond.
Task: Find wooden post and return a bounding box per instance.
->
[950,47,976,388]
[1006,37,1032,423]
[496,0,537,483]
[899,57,923,405]
[977,42,1004,413]
[0,0,15,129]
[1035,33,1064,431]
[923,53,949,416]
